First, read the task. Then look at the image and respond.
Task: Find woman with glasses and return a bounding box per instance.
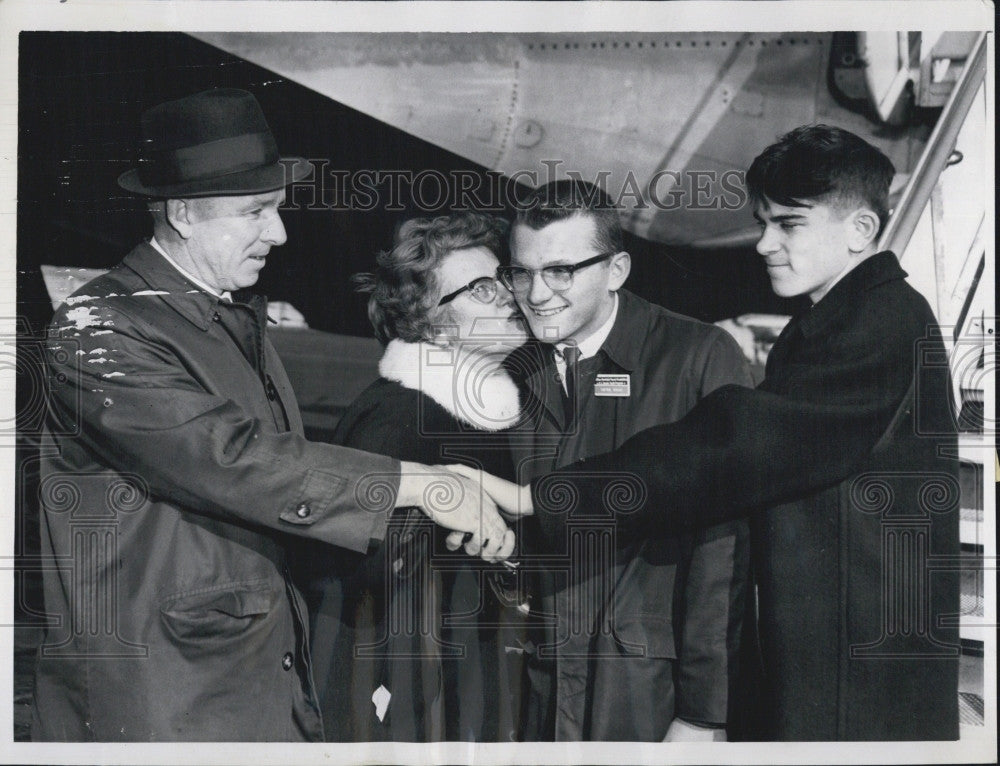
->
[298,211,528,742]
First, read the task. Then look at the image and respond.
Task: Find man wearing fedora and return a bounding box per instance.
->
[32,88,513,742]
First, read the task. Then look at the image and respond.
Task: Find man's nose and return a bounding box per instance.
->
[756,225,778,256]
[262,210,287,246]
[526,271,553,305]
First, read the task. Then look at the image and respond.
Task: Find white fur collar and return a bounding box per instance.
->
[378,339,521,431]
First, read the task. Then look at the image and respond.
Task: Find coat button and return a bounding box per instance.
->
[295,503,311,519]
[281,652,294,671]
[213,312,221,322]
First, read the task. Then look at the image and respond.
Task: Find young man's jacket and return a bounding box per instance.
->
[538,252,961,740]
[510,289,754,741]
[33,243,400,742]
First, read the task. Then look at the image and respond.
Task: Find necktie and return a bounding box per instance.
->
[561,344,579,430]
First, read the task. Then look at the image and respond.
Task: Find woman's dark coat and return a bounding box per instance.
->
[294,348,524,742]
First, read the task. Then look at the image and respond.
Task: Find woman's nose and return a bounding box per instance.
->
[495,283,516,307]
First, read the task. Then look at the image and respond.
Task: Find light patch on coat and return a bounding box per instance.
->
[64,294,100,306]
[378,339,520,431]
[63,306,103,330]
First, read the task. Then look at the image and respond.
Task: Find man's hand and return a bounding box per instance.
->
[440,464,534,517]
[443,527,516,561]
[397,462,514,563]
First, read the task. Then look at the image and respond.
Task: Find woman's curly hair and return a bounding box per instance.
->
[353,211,508,345]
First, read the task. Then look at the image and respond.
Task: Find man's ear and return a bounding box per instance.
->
[164,198,196,240]
[608,251,631,290]
[846,208,880,253]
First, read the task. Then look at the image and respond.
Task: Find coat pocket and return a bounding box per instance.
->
[611,614,677,659]
[159,578,278,644]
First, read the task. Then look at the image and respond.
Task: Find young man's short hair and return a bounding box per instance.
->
[515,179,624,254]
[746,124,896,234]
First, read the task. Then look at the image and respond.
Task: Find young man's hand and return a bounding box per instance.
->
[439,464,534,517]
[398,462,515,563]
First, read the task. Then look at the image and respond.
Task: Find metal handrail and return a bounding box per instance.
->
[878,31,988,255]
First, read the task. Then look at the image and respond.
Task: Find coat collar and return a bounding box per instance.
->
[596,289,647,372]
[378,339,521,431]
[519,289,645,428]
[798,251,906,339]
[121,242,267,331]
[524,288,645,394]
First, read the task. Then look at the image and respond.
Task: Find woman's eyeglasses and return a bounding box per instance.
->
[496,251,615,294]
[437,276,501,306]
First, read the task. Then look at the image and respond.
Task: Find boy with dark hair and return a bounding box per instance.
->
[745,123,896,230]
[458,125,961,740]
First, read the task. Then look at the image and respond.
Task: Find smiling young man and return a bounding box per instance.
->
[751,130,891,305]
[501,180,754,742]
[473,126,960,740]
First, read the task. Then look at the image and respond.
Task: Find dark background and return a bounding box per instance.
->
[16,31,804,342]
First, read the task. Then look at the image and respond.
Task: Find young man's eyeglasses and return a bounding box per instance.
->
[437,276,501,306]
[496,251,616,294]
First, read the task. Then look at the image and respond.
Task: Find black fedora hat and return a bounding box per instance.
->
[118,88,312,197]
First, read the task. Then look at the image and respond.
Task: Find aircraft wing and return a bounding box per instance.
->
[194,31,930,247]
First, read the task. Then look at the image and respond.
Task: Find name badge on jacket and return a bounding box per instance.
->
[594,373,630,397]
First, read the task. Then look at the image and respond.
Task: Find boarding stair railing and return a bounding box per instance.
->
[877,31,992,725]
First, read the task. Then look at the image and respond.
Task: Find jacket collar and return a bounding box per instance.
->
[520,289,643,428]
[121,242,266,331]
[798,251,905,339]
[524,288,644,396]
[596,289,646,372]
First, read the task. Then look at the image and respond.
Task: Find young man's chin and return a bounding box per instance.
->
[768,279,799,299]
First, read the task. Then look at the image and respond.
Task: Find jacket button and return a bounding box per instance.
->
[267,385,278,401]
[295,503,311,519]
[281,652,294,671]
[213,312,221,322]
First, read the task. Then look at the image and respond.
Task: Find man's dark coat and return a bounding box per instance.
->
[535,253,961,740]
[512,290,753,741]
[34,244,400,741]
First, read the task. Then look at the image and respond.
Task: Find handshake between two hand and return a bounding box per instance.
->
[396,462,534,563]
